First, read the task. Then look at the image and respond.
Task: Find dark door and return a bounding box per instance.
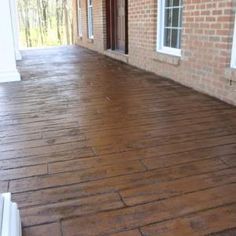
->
[115,0,126,52]
[106,0,128,54]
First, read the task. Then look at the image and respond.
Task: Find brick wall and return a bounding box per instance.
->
[73,0,236,105]
[73,0,106,53]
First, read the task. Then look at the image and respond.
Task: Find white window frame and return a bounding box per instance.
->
[157,0,183,57]
[231,12,236,69]
[77,0,82,37]
[87,0,94,39]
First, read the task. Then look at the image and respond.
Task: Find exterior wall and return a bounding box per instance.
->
[73,0,106,53]
[73,0,236,105]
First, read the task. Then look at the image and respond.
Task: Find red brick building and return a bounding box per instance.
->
[72,0,236,105]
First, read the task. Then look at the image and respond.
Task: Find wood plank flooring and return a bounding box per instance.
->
[0,46,235,235]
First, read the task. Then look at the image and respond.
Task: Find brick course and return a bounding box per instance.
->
[73,0,236,105]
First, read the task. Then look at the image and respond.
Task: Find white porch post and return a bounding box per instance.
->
[10,0,22,61]
[0,0,21,83]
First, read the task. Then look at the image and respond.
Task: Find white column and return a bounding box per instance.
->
[0,0,21,83]
[10,0,22,60]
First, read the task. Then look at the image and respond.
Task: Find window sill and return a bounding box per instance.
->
[87,38,94,43]
[156,49,181,57]
[153,51,181,66]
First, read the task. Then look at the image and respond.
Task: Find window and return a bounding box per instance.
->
[87,0,94,39]
[157,0,183,56]
[77,0,82,37]
[231,13,236,68]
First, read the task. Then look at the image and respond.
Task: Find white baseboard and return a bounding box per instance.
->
[0,71,21,83]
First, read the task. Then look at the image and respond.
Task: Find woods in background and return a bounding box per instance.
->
[17,0,73,48]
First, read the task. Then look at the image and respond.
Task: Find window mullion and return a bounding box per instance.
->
[170,6,173,47]
[177,3,181,48]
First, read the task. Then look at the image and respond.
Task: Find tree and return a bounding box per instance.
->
[56,0,62,44]
[17,0,73,48]
[63,0,70,45]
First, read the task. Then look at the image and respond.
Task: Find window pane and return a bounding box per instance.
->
[165,9,172,27]
[172,8,179,27]
[165,0,172,7]
[166,0,180,7]
[171,29,178,48]
[164,28,171,47]
[173,0,180,7]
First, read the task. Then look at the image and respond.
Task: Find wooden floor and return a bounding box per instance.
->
[0,46,236,235]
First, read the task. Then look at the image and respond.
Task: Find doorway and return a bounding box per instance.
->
[106,0,128,54]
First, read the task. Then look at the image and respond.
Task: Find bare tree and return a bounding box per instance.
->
[23,0,32,47]
[37,0,44,44]
[17,0,73,48]
[63,0,70,44]
[56,0,62,44]
[42,0,48,34]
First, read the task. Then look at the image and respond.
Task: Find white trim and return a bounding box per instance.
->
[1,193,22,236]
[157,48,181,57]
[0,196,3,234]
[157,0,182,57]
[0,0,21,83]
[231,13,236,69]
[9,0,22,61]
[87,0,94,39]
[1,193,11,236]
[10,203,21,236]
[0,71,21,83]
[77,0,83,37]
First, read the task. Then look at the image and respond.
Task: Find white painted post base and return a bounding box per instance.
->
[0,0,21,83]
[0,193,22,236]
[0,71,21,83]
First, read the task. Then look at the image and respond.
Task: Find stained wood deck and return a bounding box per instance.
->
[0,46,235,235]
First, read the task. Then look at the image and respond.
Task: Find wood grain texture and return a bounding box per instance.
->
[0,46,234,235]
[23,223,61,236]
[111,230,142,236]
[62,184,236,235]
[141,204,236,236]
[21,192,124,227]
